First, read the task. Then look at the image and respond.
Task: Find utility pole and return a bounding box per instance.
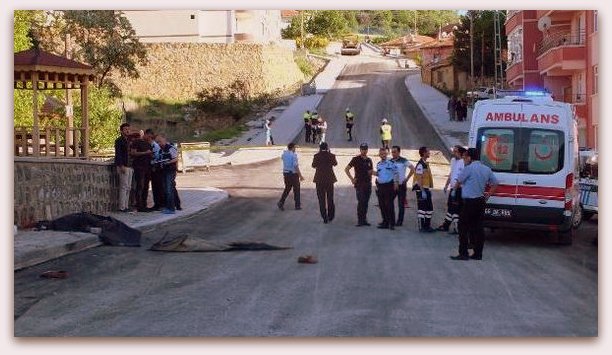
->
[300,10,304,49]
[65,32,74,151]
[493,10,505,89]
[469,11,474,89]
[414,10,417,35]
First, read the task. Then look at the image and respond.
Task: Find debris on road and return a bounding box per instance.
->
[297,255,318,264]
[150,233,291,252]
[35,212,141,247]
[40,270,68,279]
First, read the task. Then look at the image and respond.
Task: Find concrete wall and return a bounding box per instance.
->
[14,158,118,227]
[114,42,305,102]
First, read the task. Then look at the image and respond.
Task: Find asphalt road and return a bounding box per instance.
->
[13,54,598,337]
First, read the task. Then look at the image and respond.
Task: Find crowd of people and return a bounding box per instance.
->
[447,95,469,122]
[303,110,329,145]
[114,123,181,215]
[277,140,498,261]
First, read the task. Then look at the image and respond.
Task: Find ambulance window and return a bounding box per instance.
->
[479,128,514,172]
[526,130,563,173]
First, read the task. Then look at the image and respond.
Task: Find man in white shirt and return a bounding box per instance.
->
[436,145,466,232]
[390,145,415,226]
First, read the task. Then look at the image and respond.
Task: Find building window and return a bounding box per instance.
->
[593,65,598,94]
[594,11,598,32]
[190,14,195,20]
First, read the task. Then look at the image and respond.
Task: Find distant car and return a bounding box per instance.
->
[578,150,598,222]
[467,87,495,100]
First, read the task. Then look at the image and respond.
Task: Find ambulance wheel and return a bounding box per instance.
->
[557,228,574,245]
[582,211,595,221]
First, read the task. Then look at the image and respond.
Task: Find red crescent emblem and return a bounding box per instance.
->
[534,145,553,160]
[486,136,505,163]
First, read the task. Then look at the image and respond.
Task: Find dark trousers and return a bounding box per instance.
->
[316,182,335,222]
[279,173,301,208]
[458,197,486,257]
[394,182,408,225]
[163,170,177,211]
[151,168,165,208]
[134,166,151,210]
[355,184,372,224]
[377,182,396,227]
[346,124,353,141]
[442,187,463,228]
[305,123,311,143]
[416,188,433,229]
[174,186,181,209]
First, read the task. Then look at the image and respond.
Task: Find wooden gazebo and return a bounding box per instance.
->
[14,48,95,158]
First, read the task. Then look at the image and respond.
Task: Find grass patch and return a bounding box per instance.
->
[201,125,248,143]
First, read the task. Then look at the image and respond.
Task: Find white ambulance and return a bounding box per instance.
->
[469,92,581,244]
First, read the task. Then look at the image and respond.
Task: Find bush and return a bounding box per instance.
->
[371,36,392,45]
[74,86,122,151]
[295,36,329,50]
[294,54,315,77]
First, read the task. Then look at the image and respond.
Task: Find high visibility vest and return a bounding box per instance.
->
[380,124,392,141]
[413,159,433,188]
[303,112,311,123]
[345,112,354,123]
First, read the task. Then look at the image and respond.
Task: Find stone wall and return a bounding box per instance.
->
[14,158,119,227]
[114,43,305,101]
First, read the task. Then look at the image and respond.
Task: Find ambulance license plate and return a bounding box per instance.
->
[484,208,512,218]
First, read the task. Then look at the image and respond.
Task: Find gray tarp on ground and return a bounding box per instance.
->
[150,234,291,252]
[36,212,141,247]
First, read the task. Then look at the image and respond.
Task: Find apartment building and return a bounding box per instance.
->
[505,10,598,149]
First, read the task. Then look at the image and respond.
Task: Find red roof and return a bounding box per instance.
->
[281,10,300,18]
[14,48,93,71]
[420,37,454,49]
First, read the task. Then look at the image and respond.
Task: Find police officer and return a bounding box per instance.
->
[437,145,466,233]
[345,108,355,141]
[345,143,374,226]
[413,146,435,232]
[155,133,179,215]
[380,118,392,149]
[277,143,305,211]
[310,110,319,144]
[303,110,312,143]
[373,147,400,230]
[391,146,415,226]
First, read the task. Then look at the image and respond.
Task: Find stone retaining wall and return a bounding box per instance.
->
[14,158,118,227]
[114,43,305,101]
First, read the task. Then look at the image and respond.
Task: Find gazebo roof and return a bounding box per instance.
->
[14,48,95,76]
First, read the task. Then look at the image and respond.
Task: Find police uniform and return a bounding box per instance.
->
[345,111,355,141]
[303,111,312,143]
[159,142,179,213]
[391,156,414,226]
[380,123,392,149]
[376,158,399,229]
[438,157,465,232]
[413,158,434,231]
[347,150,374,226]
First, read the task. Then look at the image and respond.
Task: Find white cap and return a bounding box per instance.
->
[346,107,350,111]
[382,118,388,123]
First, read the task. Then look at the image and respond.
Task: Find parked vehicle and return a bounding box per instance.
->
[466,86,495,101]
[469,91,581,244]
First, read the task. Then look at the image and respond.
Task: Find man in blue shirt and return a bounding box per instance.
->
[277,143,305,210]
[450,148,499,261]
[373,147,400,230]
[145,129,164,210]
[391,146,415,226]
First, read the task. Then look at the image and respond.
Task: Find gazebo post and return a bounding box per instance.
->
[80,77,89,158]
[32,71,40,157]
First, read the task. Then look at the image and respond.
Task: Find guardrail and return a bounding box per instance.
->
[537,30,586,56]
[14,126,88,158]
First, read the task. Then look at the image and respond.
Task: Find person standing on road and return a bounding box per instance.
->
[380,118,392,149]
[455,98,464,122]
[345,143,374,226]
[277,143,305,211]
[115,123,133,212]
[303,110,312,143]
[413,146,435,232]
[345,108,355,141]
[155,133,179,215]
[265,119,274,146]
[373,147,400,230]
[310,111,319,144]
[318,117,328,144]
[130,130,153,212]
[437,145,466,233]
[145,129,165,210]
[447,95,457,121]
[450,148,499,261]
[391,146,415,226]
[312,142,338,223]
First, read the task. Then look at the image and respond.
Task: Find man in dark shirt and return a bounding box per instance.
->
[130,130,153,212]
[345,143,374,226]
[114,123,132,212]
[312,142,338,224]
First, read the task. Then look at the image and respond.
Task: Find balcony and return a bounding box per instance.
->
[505,60,524,86]
[537,31,586,75]
[505,11,523,32]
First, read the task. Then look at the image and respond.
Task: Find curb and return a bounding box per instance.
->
[403,74,454,155]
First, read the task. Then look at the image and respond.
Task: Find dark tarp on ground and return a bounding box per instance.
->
[150,233,291,252]
[36,212,141,247]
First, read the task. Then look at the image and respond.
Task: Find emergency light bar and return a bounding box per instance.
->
[494,90,552,99]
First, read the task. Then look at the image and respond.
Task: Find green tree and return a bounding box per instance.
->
[307,10,349,39]
[73,86,122,151]
[14,11,44,126]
